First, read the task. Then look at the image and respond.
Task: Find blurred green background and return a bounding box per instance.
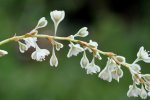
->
[0,0,150,100]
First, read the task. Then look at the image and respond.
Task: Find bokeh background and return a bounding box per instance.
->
[0,0,150,100]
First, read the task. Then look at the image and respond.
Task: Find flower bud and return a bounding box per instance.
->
[50,10,65,34]
[145,84,150,91]
[142,74,150,83]
[0,50,8,57]
[35,17,48,29]
[130,64,141,73]
[55,41,64,51]
[50,48,58,67]
[74,27,89,37]
[18,41,28,53]
[116,56,126,63]
[140,85,148,99]
[80,51,89,68]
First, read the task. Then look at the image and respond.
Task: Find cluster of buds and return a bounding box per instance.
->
[0,10,150,99]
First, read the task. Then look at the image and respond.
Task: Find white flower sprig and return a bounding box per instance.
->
[0,10,150,100]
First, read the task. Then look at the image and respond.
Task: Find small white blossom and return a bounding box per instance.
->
[0,50,8,57]
[74,27,89,37]
[145,84,150,91]
[85,58,100,74]
[50,10,65,34]
[18,41,28,53]
[35,17,48,29]
[129,65,141,85]
[132,75,141,85]
[31,45,50,61]
[111,66,123,82]
[140,85,148,99]
[98,59,112,82]
[127,83,141,97]
[137,46,150,63]
[107,59,117,72]
[89,40,98,48]
[67,42,84,58]
[103,58,123,82]
[80,51,89,68]
[50,48,58,67]
[87,40,102,60]
[116,56,126,63]
[23,37,37,48]
[130,64,141,73]
[142,74,150,83]
[55,41,64,51]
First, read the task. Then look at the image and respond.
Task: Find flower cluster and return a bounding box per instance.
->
[18,10,65,66]
[0,10,150,99]
[127,46,150,99]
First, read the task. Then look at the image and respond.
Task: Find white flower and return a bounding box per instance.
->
[130,64,141,73]
[50,48,58,67]
[80,51,89,68]
[31,45,50,61]
[0,50,8,57]
[137,46,150,63]
[111,66,123,82]
[89,40,98,48]
[18,41,28,53]
[101,58,123,82]
[148,92,150,96]
[67,42,84,58]
[107,59,117,72]
[145,84,150,91]
[142,74,150,83]
[116,56,126,63]
[55,41,64,51]
[98,59,112,82]
[23,37,37,48]
[132,75,141,85]
[74,27,89,37]
[127,83,141,97]
[35,17,48,29]
[85,58,100,74]
[140,85,148,99]
[87,40,101,60]
[50,10,65,34]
